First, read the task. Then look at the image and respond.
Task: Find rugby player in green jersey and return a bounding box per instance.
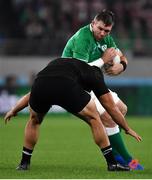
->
[62,10,143,170]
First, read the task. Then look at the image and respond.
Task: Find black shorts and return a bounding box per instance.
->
[29,77,91,114]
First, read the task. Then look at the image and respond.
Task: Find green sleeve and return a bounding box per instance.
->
[72,36,90,62]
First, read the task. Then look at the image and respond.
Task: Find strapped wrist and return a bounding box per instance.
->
[120,61,127,71]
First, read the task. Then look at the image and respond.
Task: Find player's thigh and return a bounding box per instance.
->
[90,90,120,115]
[30,77,91,115]
[75,98,101,125]
[109,89,120,104]
[90,91,105,115]
[100,100,127,128]
[99,111,116,127]
[29,77,54,115]
[109,90,127,115]
[90,91,117,127]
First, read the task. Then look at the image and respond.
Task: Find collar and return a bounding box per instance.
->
[89,24,93,32]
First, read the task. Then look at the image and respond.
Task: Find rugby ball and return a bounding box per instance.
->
[113,54,120,64]
[103,54,120,70]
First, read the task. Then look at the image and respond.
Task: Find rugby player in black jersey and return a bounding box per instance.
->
[5,58,141,171]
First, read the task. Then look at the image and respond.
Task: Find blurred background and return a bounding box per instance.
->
[0,0,151,115]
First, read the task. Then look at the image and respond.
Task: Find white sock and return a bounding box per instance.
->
[106,125,120,136]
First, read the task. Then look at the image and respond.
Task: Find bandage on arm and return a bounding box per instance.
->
[88,58,104,68]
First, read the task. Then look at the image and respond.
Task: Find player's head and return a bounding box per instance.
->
[91,9,115,41]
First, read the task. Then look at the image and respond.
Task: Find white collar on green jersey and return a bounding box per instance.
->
[90,24,93,32]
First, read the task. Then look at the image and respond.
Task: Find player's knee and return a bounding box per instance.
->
[82,111,99,125]
[30,113,40,125]
[29,107,45,124]
[79,102,99,125]
[116,101,128,116]
[100,111,116,128]
[120,104,128,116]
[30,111,44,125]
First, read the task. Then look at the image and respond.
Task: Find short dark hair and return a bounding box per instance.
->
[94,9,115,26]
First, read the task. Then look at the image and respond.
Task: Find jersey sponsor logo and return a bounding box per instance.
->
[101,44,107,52]
[96,43,107,52]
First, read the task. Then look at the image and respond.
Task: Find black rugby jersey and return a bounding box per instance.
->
[37,58,109,97]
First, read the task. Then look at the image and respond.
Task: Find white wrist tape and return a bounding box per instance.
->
[88,58,104,68]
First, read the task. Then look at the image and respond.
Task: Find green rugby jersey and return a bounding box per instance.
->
[62,24,117,63]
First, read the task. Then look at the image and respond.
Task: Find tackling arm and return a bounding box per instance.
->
[98,92,141,142]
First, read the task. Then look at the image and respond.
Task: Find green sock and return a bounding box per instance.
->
[109,132,132,162]
[111,146,119,157]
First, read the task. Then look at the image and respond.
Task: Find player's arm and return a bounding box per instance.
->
[4,92,30,124]
[89,48,116,68]
[98,92,141,142]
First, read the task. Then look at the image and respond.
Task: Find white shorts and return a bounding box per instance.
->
[90,90,120,115]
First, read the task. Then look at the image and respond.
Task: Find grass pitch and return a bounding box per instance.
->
[0,113,152,179]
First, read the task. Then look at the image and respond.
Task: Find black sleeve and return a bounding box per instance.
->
[91,66,109,98]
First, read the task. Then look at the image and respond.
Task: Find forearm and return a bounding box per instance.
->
[99,93,130,132]
[12,92,30,114]
[106,106,130,131]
